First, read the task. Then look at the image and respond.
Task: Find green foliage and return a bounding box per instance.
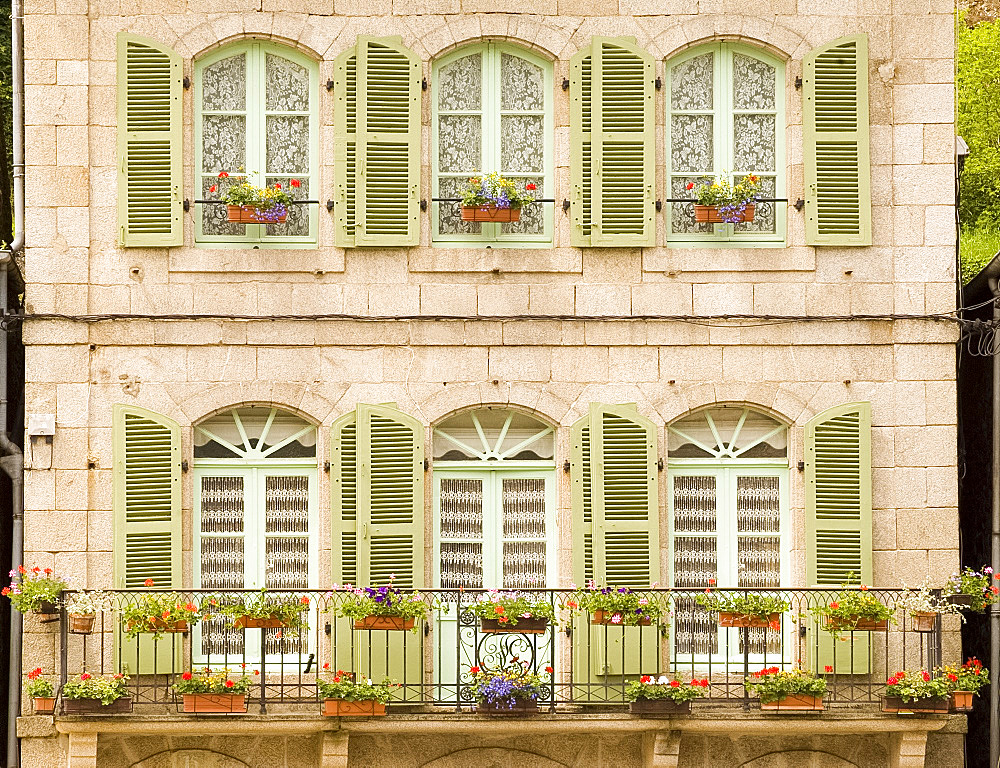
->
[695,591,789,619]
[884,670,950,702]
[745,667,827,704]
[958,14,1000,230]
[626,675,707,702]
[62,673,130,705]
[317,670,395,703]
[458,171,536,210]
[3,566,68,613]
[466,591,557,626]
[24,668,53,699]
[329,583,429,627]
[205,589,311,629]
[173,667,255,695]
[960,226,1000,283]
[941,658,990,693]
[811,584,896,633]
[119,592,201,639]
[570,585,662,625]
[943,565,1000,612]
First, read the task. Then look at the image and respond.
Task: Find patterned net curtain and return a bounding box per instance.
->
[199,45,312,239]
[435,45,548,240]
[668,45,779,237]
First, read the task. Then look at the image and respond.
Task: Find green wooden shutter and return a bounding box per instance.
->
[335,37,420,247]
[803,35,871,246]
[570,38,655,247]
[331,412,359,586]
[112,404,182,673]
[805,401,873,673]
[116,33,183,247]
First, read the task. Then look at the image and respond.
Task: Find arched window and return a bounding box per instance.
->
[194,42,318,246]
[432,43,554,246]
[666,43,785,245]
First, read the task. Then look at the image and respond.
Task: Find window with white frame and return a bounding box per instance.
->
[195,42,318,246]
[666,43,785,245]
[432,43,553,246]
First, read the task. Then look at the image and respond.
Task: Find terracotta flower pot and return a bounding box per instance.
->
[480,617,549,634]
[182,693,246,713]
[353,615,414,631]
[591,609,652,626]
[32,697,55,715]
[825,616,888,632]
[127,618,188,634]
[629,698,692,714]
[760,694,824,712]
[460,205,521,223]
[226,204,288,224]
[476,698,539,714]
[951,691,975,712]
[69,614,96,634]
[233,614,287,629]
[62,697,133,714]
[881,695,950,714]
[718,612,780,629]
[322,699,386,717]
[909,612,937,633]
[693,203,755,224]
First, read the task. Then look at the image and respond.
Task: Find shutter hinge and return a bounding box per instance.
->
[183,76,190,90]
[326,79,335,91]
[324,460,331,472]
[326,200,335,212]
[423,458,429,471]
[797,460,805,471]
[563,460,570,473]
[655,77,662,90]
[795,76,803,90]
[420,199,427,212]
[183,199,190,212]
[421,78,428,91]
[561,78,570,91]
[655,200,662,212]
[181,460,189,473]
[794,198,805,212]
[562,199,570,213]
[657,458,663,471]
[424,622,430,636]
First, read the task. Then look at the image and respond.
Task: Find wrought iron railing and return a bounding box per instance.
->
[50,588,944,714]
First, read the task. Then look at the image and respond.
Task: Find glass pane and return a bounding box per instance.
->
[502,478,545,538]
[673,536,717,655]
[736,476,780,533]
[200,476,245,533]
[266,53,309,112]
[202,114,245,173]
[502,541,546,589]
[670,175,713,235]
[501,177,544,236]
[438,115,481,173]
[673,475,717,533]
[201,175,246,237]
[738,535,781,655]
[438,176,480,235]
[264,176,310,238]
[265,476,309,534]
[439,478,483,539]
[438,54,481,111]
[266,115,309,174]
[733,175,776,235]
[733,114,775,172]
[670,114,713,173]
[500,52,544,111]
[264,536,309,589]
[670,52,713,111]
[500,115,544,174]
[200,537,245,589]
[673,535,717,588]
[733,53,775,111]
[199,475,245,658]
[202,54,246,112]
[440,542,483,588]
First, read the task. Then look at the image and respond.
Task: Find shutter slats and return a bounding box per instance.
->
[117,34,182,246]
[803,35,871,245]
[333,417,358,586]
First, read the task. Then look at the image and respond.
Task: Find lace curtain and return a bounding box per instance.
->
[200,475,246,656]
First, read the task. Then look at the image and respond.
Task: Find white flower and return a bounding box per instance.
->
[657,675,670,685]
[367,678,373,685]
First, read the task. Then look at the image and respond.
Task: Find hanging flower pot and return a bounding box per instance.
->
[693,203,755,224]
[881,695,950,714]
[910,612,937,633]
[33,601,60,624]
[32,697,55,715]
[182,693,247,714]
[234,614,287,629]
[951,691,974,712]
[824,616,888,632]
[476,699,539,715]
[225,205,288,224]
[760,694,824,712]
[480,617,549,634]
[591,609,652,626]
[69,614,96,634]
[947,593,976,607]
[628,698,692,714]
[322,699,387,717]
[353,615,414,631]
[460,205,521,223]
[62,697,133,714]
[718,612,779,629]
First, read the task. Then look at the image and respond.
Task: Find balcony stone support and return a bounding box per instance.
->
[322,731,349,768]
[67,733,97,768]
[891,731,929,768]
[642,731,681,767]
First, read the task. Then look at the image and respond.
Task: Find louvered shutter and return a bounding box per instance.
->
[116,33,183,247]
[112,404,182,673]
[803,35,871,246]
[804,401,873,673]
[331,413,359,586]
[335,37,420,247]
[570,38,655,247]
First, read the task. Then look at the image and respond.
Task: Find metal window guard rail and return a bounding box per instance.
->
[51,588,943,715]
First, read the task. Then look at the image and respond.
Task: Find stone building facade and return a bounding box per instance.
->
[12,0,963,765]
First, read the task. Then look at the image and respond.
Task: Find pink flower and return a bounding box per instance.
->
[610,613,622,624]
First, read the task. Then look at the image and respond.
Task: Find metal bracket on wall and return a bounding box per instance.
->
[326,79,335,91]
[794,199,805,211]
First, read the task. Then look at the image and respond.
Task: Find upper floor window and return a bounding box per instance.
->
[666,43,785,246]
[432,43,553,247]
[195,42,318,247]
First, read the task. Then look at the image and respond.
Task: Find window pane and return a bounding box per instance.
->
[266,53,309,112]
[673,536,717,655]
[670,52,713,111]
[438,115,481,173]
[500,115,544,174]
[265,476,310,533]
[733,113,775,172]
[501,177,544,236]
[438,53,481,111]
[670,114,713,173]
[673,475,717,532]
[202,54,246,112]
[736,476,780,534]
[200,536,245,588]
[264,177,310,237]
[266,115,310,174]
[437,176,481,235]
[440,542,483,588]
[201,476,245,533]
[201,175,246,237]
[264,536,309,656]
[202,114,245,173]
[502,478,546,538]
[500,52,544,111]
[439,478,484,539]
[502,542,546,589]
[733,53,775,111]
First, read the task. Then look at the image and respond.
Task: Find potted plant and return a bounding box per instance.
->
[626,675,707,714]
[689,174,761,224]
[318,665,395,717]
[899,582,962,632]
[942,658,989,712]
[3,565,67,622]
[469,662,550,714]
[174,667,255,713]
[468,591,556,633]
[214,589,311,630]
[696,588,788,629]
[208,172,297,224]
[943,566,1000,612]
[882,670,951,714]
[61,672,132,714]
[458,172,535,223]
[65,590,112,635]
[120,580,200,638]
[330,580,429,631]
[571,582,660,626]
[812,583,896,633]
[25,667,55,714]
[745,667,827,712]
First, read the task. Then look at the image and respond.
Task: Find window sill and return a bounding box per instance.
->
[171,246,344,274]
[645,245,815,273]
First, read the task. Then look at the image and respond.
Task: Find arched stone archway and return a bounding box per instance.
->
[131,750,250,768]
[741,751,859,768]
[421,748,568,768]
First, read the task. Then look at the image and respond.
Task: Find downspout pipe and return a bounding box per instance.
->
[983,254,1000,768]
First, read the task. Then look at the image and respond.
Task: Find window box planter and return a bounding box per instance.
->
[951,691,975,712]
[353,615,414,631]
[32,697,55,715]
[480,617,549,634]
[33,601,59,623]
[476,699,539,715]
[591,610,652,626]
[760,694,824,712]
[226,205,287,224]
[62,697,133,715]
[947,594,975,608]
[233,614,287,629]
[881,696,950,714]
[182,693,246,714]
[69,614,95,634]
[460,205,521,223]
[718,612,779,629]
[628,699,692,714]
[909,612,937,633]
[824,616,888,632]
[126,618,188,634]
[322,699,387,717]
[693,203,755,224]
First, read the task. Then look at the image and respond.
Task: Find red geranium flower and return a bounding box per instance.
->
[525,182,536,191]
[545,666,553,674]
[495,605,505,614]
[290,179,301,188]
[825,666,833,673]
[218,171,229,178]
[209,185,217,193]
[274,183,282,189]
[829,602,839,610]
[300,596,310,605]
[144,578,154,587]
[469,666,480,674]
[886,677,898,685]
[669,680,680,688]
[640,675,651,683]
[17,565,25,574]
[182,672,192,681]
[225,680,234,688]
[323,663,330,671]
[700,679,709,687]
[43,568,52,575]
[708,578,716,585]
[1,588,8,596]
[80,673,91,681]
[922,671,931,682]
[161,610,171,619]
[185,602,196,612]
[685,181,694,190]
[333,676,341,683]
[948,673,958,682]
